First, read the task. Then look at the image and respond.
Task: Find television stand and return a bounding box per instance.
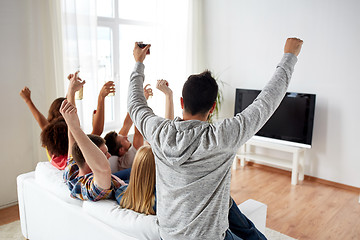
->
[233,138,306,185]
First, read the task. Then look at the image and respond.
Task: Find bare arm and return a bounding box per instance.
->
[131,84,152,149]
[156,79,174,120]
[66,71,85,157]
[66,71,84,106]
[118,113,133,136]
[20,87,49,130]
[119,83,153,135]
[60,100,112,190]
[132,126,144,150]
[92,81,115,135]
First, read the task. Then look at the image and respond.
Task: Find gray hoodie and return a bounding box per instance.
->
[128,53,298,240]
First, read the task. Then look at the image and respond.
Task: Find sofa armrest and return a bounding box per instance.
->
[238,199,267,233]
[17,171,35,239]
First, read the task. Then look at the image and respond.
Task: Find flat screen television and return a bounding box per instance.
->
[234,88,316,148]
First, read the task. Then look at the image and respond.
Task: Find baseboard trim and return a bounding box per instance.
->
[247,162,360,193]
[0,201,18,210]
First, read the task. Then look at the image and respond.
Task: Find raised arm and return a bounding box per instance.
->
[132,84,153,149]
[66,71,85,157]
[60,100,112,190]
[92,81,115,135]
[118,113,133,136]
[128,42,165,142]
[219,38,303,149]
[66,71,85,105]
[156,79,174,120]
[20,87,49,130]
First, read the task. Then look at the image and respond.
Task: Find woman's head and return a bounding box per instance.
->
[48,97,66,123]
[40,117,68,157]
[120,145,156,215]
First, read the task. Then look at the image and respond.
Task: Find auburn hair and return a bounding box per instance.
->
[47,97,66,123]
[120,145,156,215]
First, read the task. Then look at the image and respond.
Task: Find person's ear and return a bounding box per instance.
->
[118,147,126,156]
[180,97,184,109]
[209,102,216,114]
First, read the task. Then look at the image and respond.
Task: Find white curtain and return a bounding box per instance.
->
[186,0,205,75]
[26,0,67,165]
[49,0,66,98]
[61,0,98,133]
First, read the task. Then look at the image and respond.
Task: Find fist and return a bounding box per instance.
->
[284,38,303,56]
[20,87,31,101]
[156,79,172,95]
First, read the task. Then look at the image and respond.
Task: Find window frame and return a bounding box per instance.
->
[96,0,157,133]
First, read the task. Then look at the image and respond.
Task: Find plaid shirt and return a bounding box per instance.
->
[63,157,121,201]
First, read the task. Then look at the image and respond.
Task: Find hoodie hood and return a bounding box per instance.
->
[152,117,211,166]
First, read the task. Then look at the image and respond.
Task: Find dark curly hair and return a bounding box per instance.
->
[40,116,68,156]
[47,97,66,123]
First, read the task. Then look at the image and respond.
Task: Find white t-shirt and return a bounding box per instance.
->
[117,145,137,170]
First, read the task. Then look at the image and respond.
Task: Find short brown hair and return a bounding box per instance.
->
[182,70,218,115]
[72,134,105,168]
[104,131,122,156]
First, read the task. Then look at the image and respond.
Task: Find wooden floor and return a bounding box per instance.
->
[231,163,360,240]
[1,164,359,240]
[0,204,19,226]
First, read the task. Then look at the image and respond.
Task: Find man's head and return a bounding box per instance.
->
[104,131,132,157]
[72,134,110,169]
[182,70,218,118]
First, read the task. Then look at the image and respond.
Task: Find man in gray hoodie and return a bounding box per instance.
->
[128,38,303,240]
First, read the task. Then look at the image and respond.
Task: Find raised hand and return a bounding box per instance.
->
[156,79,174,120]
[156,79,172,96]
[60,99,80,129]
[68,71,85,93]
[99,81,115,98]
[20,87,31,102]
[133,42,151,63]
[144,84,153,100]
[284,38,303,56]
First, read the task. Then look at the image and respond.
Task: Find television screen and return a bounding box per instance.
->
[234,89,316,147]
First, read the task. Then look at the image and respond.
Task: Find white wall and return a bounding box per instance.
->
[0,0,59,207]
[203,0,360,188]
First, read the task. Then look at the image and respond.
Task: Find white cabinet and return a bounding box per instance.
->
[233,138,306,185]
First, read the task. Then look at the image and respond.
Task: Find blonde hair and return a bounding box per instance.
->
[120,145,156,215]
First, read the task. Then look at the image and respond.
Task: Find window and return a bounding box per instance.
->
[62,0,189,134]
[96,0,160,133]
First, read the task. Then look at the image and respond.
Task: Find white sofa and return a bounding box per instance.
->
[17,162,267,240]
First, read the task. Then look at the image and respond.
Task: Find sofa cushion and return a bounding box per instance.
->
[35,161,82,206]
[83,200,160,240]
